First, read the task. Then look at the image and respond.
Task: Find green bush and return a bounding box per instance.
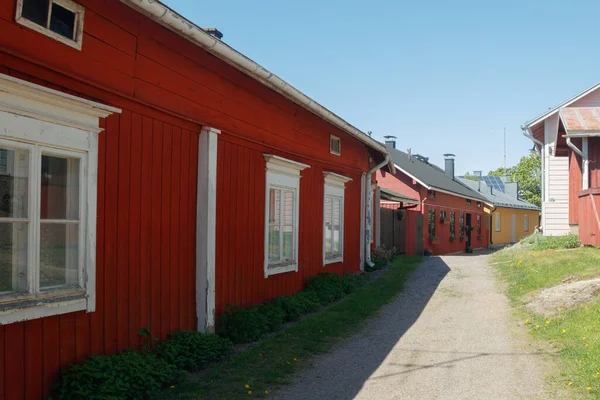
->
[340,273,365,293]
[534,234,580,251]
[274,290,322,321]
[306,273,346,304]
[256,302,286,330]
[520,232,541,245]
[217,305,269,344]
[53,350,182,400]
[155,331,233,371]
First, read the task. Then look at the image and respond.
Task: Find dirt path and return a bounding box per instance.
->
[272,252,556,400]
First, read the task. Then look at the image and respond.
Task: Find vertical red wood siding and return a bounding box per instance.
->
[569,138,582,225]
[0,0,379,397]
[578,190,600,247]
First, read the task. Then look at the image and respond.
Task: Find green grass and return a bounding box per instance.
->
[164,256,422,400]
[493,246,600,399]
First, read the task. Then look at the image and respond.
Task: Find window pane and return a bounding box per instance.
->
[268,225,280,262]
[41,155,79,220]
[22,0,49,27]
[282,191,294,260]
[0,147,29,218]
[40,223,78,289]
[324,197,332,256]
[332,197,341,254]
[268,188,280,225]
[49,3,75,39]
[0,222,28,294]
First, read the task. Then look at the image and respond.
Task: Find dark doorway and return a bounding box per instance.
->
[465,213,472,252]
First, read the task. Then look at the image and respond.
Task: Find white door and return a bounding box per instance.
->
[511,214,516,243]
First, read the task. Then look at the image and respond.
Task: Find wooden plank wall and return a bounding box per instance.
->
[0,65,199,399]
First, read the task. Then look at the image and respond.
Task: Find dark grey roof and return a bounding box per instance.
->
[458,178,540,211]
[379,188,420,204]
[386,144,488,202]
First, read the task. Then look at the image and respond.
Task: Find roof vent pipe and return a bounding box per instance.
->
[407,148,412,160]
[443,153,456,179]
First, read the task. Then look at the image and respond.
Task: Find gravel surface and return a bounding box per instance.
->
[526,277,600,316]
[272,252,557,400]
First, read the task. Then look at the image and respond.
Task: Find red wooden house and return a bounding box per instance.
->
[0,0,393,398]
[376,137,489,255]
[522,82,600,245]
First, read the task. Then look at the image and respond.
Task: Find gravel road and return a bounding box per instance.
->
[272,252,556,400]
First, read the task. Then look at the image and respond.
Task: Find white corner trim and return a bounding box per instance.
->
[0,73,121,133]
[323,171,352,188]
[196,126,220,333]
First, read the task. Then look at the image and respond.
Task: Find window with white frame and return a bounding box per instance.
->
[524,214,529,232]
[323,172,351,264]
[0,72,118,324]
[16,0,85,50]
[0,149,8,174]
[495,212,501,232]
[264,155,309,277]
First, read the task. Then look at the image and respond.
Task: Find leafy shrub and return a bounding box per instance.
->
[340,273,365,293]
[306,273,346,304]
[217,305,269,344]
[520,232,541,245]
[155,331,233,371]
[54,350,182,400]
[274,291,321,321]
[534,234,580,251]
[256,302,286,330]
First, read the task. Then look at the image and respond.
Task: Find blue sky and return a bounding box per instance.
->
[164,0,600,174]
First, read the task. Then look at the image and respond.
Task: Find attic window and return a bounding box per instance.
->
[16,0,84,50]
[466,199,472,205]
[427,190,436,199]
[329,135,341,156]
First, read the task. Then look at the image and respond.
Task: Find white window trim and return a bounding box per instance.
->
[330,134,341,156]
[16,0,85,50]
[323,172,351,265]
[495,212,501,232]
[263,154,309,278]
[0,73,119,325]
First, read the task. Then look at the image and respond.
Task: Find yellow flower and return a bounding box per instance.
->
[562,329,567,333]
[583,337,587,340]
[588,387,592,391]
[170,386,175,389]
[248,390,252,395]
[245,384,250,389]
[525,319,530,324]
[259,353,263,357]
[293,358,297,361]
[287,361,291,365]
[518,260,522,265]
[568,382,573,386]
[596,372,600,376]
[535,325,540,329]
[265,390,269,394]
[545,320,550,325]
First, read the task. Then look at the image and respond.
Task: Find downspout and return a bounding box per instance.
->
[365,154,391,267]
[565,135,589,190]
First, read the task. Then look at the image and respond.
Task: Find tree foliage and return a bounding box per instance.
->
[488,152,541,208]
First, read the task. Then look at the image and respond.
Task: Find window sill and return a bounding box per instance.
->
[323,257,343,266]
[265,263,297,278]
[0,291,87,325]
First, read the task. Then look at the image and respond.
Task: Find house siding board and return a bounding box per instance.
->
[569,145,582,225]
[578,193,600,246]
[0,0,378,396]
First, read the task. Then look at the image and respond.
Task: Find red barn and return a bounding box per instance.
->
[376,137,489,255]
[0,0,393,398]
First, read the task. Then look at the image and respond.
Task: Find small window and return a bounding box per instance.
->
[16,0,85,50]
[524,215,529,232]
[477,215,481,236]
[495,213,501,232]
[428,190,436,199]
[0,149,8,174]
[428,208,436,238]
[264,155,309,277]
[449,211,456,238]
[323,172,351,265]
[440,210,446,221]
[329,135,341,156]
[459,212,465,236]
[466,199,472,206]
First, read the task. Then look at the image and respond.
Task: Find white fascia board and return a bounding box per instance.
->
[393,163,430,189]
[522,81,600,129]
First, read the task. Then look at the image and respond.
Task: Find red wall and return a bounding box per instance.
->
[569,139,582,225]
[578,190,600,246]
[376,169,488,255]
[0,0,375,397]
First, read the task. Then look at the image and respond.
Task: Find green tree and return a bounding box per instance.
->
[488,152,541,208]
[463,172,480,181]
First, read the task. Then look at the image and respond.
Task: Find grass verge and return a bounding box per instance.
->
[493,246,600,399]
[164,256,422,399]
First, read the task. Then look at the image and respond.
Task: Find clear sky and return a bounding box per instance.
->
[164,0,600,175]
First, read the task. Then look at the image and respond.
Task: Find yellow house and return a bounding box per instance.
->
[460,177,540,245]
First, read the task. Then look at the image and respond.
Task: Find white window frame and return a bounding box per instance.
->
[329,134,341,156]
[323,172,351,265]
[495,212,501,232]
[15,0,85,50]
[524,214,529,232]
[263,154,309,278]
[0,73,119,325]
